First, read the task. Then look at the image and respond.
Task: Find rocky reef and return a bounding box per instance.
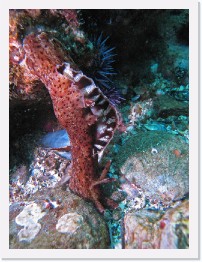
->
[9,9,189,249]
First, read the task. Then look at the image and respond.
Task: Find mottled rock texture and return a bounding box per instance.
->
[124,200,189,249]
[154,95,188,117]
[117,131,188,207]
[9,187,110,249]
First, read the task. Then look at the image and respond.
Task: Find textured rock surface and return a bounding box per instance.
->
[117,131,188,207]
[9,187,110,249]
[124,200,189,249]
[154,95,188,117]
[9,146,71,204]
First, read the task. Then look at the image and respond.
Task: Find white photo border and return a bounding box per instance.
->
[0,0,199,259]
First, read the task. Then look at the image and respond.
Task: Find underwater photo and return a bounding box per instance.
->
[9,9,189,249]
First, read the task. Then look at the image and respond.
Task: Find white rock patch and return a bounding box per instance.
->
[15,202,46,242]
[56,213,83,234]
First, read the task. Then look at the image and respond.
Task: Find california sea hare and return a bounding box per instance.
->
[23,32,124,213]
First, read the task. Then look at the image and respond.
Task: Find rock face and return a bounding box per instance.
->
[9,187,110,249]
[117,131,188,208]
[124,200,189,249]
[154,95,188,118]
[9,146,71,204]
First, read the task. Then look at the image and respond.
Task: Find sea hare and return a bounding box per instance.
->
[23,32,124,213]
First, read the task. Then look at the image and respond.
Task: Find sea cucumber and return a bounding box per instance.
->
[23,32,124,213]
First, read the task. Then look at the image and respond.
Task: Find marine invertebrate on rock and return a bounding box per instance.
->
[23,32,125,213]
[83,33,123,105]
[90,33,116,89]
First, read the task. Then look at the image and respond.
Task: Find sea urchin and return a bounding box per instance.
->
[86,33,124,105]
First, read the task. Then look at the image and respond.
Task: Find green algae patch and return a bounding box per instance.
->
[115,131,184,168]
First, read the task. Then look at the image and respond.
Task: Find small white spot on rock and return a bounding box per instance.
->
[56,213,83,234]
[151,147,158,155]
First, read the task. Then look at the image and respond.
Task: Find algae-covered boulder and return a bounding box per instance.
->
[116,131,188,207]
